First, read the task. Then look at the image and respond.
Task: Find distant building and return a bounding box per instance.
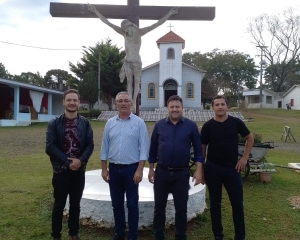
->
[140,31,206,110]
[243,85,299,110]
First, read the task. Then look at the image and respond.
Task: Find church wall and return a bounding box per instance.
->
[182,65,202,110]
[141,65,159,111]
[159,43,182,86]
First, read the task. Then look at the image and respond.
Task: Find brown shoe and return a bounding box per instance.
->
[69,235,80,240]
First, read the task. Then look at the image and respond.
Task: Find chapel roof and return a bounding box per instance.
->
[156,31,185,49]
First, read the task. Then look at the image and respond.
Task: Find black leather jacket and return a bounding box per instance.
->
[45,114,94,173]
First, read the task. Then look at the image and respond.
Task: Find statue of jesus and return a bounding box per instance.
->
[88,4,178,113]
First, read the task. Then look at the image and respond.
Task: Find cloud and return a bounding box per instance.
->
[0,0,49,27]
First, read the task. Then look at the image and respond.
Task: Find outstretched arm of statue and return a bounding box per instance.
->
[87,3,123,35]
[140,7,178,36]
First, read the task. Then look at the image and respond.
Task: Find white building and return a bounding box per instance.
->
[243,88,277,108]
[282,85,300,110]
[243,85,300,110]
[0,78,63,126]
[140,31,206,110]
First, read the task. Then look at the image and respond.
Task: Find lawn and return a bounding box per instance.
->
[0,109,299,240]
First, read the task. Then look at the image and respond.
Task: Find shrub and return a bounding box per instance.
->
[239,132,262,144]
[89,109,101,119]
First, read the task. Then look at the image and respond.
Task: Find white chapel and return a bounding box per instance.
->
[140,31,205,110]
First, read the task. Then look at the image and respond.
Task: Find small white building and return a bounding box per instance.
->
[243,88,277,108]
[282,85,300,110]
[0,78,63,126]
[140,31,206,110]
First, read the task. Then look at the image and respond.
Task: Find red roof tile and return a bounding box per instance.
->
[156,31,185,49]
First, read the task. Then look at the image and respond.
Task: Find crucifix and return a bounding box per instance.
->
[50,1,215,115]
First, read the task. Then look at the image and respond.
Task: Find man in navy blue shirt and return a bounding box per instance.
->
[148,95,204,240]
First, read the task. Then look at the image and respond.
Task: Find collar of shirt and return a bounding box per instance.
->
[165,116,185,123]
[116,112,133,121]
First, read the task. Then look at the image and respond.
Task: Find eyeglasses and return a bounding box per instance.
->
[116,99,131,103]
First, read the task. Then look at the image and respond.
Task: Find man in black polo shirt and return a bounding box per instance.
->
[148,95,204,240]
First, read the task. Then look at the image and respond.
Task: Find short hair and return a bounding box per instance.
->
[212,95,228,106]
[167,95,182,106]
[115,91,132,102]
[63,89,80,100]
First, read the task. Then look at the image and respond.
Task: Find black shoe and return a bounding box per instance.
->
[69,235,80,240]
[110,234,125,240]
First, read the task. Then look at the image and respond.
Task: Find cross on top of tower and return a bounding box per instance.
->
[167,23,174,31]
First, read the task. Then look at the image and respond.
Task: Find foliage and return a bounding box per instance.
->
[89,109,101,119]
[44,69,77,90]
[13,71,47,87]
[0,62,9,79]
[239,132,262,144]
[78,71,98,109]
[69,39,126,110]
[259,162,275,172]
[264,61,300,91]
[247,7,300,92]
[183,50,259,107]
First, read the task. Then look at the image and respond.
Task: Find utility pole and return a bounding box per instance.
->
[98,47,101,110]
[256,45,267,108]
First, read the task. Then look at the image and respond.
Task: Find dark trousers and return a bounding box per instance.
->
[153,165,190,240]
[51,171,85,238]
[108,162,139,240]
[204,161,245,240]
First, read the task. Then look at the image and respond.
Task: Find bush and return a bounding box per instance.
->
[89,109,101,119]
[205,105,211,110]
[239,132,262,144]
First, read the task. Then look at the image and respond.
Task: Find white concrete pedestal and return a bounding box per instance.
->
[66,168,206,229]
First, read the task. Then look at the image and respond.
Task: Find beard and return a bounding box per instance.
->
[65,107,77,113]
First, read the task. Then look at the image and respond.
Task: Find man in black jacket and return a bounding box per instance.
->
[46,89,94,240]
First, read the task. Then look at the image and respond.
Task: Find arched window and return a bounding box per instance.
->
[167,48,175,59]
[148,83,155,99]
[186,83,194,98]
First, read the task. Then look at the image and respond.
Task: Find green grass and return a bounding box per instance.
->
[0,110,300,239]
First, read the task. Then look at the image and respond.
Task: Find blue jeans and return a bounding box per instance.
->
[204,161,245,240]
[108,162,139,240]
[153,165,190,240]
[51,171,85,238]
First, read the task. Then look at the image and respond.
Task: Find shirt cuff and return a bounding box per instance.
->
[193,156,204,163]
[148,157,157,163]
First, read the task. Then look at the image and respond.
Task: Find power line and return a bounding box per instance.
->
[0,40,82,51]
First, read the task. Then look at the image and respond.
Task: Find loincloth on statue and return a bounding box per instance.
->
[119,60,142,83]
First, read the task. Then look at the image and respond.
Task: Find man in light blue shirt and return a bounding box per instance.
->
[100,91,149,240]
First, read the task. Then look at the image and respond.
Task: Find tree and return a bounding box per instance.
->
[69,39,126,110]
[13,71,47,86]
[247,7,300,92]
[44,69,77,91]
[183,50,258,107]
[78,71,98,109]
[0,62,9,79]
[264,61,300,91]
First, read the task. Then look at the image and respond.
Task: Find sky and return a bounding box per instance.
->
[0,0,299,77]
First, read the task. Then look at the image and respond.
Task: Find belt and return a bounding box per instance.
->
[157,164,187,172]
[110,162,137,168]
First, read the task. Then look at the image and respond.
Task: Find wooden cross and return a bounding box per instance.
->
[50,0,215,116]
[50,0,215,27]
